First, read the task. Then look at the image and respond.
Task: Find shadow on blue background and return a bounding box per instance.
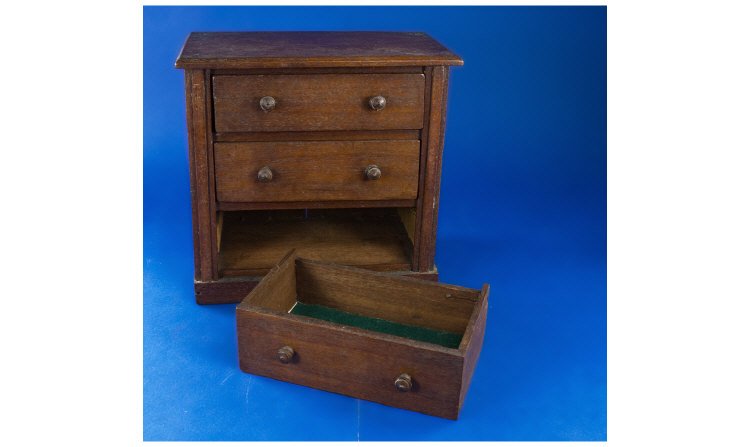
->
[144,5,606,441]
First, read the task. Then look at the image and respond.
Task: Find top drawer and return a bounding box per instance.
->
[213,74,425,132]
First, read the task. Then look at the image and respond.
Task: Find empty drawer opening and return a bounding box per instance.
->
[218,208,416,277]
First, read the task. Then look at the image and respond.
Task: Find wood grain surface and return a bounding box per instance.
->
[237,308,464,419]
[184,69,216,281]
[213,74,424,132]
[295,259,477,333]
[176,32,463,69]
[235,255,487,419]
[213,129,419,142]
[417,65,450,271]
[458,284,489,411]
[242,249,298,313]
[218,209,413,277]
[216,199,417,211]
[214,140,420,202]
[194,268,438,305]
[194,278,261,305]
[177,32,463,307]
[212,67,423,75]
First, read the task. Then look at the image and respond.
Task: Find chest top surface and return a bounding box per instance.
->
[175,31,463,69]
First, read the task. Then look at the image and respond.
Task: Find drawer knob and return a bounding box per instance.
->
[257,166,273,183]
[277,346,295,363]
[394,373,413,392]
[369,95,387,111]
[364,164,382,181]
[259,96,276,112]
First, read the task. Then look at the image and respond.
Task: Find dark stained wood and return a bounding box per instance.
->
[237,308,464,419]
[205,70,219,279]
[214,140,420,203]
[193,268,438,305]
[212,66,423,75]
[458,284,489,411]
[222,263,413,279]
[185,69,214,281]
[217,209,413,277]
[417,66,449,271]
[178,31,462,328]
[429,66,451,270]
[411,66,433,270]
[216,199,416,211]
[183,70,201,279]
[176,32,463,69]
[403,270,438,282]
[214,129,419,142]
[213,74,424,132]
[194,277,261,305]
[295,259,477,333]
[236,255,487,419]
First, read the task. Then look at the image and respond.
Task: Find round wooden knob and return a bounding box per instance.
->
[257,166,273,182]
[369,95,387,111]
[365,164,381,181]
[259,96,276,112]
[277,346,295,363]
[394,373,413,392]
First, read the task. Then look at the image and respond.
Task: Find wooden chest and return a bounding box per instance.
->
[237,250,489,420]
[176,32,483,419]
[175,32,463,304]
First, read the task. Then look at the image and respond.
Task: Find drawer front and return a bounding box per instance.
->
[236,309,464,419]
[213,74,425,132]
[214,140,420,202]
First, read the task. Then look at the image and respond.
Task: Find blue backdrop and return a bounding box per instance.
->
[144,6,606,441]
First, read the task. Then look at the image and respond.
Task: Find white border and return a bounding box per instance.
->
[6,0,750,445]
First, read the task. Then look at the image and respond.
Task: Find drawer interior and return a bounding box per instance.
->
[289,301,463,348]
[242,254,482,349]
[218,208,416,277]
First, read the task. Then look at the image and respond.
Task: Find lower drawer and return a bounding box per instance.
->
[236,251,489,419]
[214,140,420,202]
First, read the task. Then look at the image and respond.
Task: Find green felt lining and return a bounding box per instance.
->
[289,301,463,349]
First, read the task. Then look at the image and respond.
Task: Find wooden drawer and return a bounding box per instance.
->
[214,140,420,202]
[213,74,425,132]
[236,251,489,420]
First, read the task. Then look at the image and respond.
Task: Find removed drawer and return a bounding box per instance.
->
[236,251,489,419]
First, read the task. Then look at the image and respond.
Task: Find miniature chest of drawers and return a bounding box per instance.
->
[175,32,485,420]
[175,31,463,305]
